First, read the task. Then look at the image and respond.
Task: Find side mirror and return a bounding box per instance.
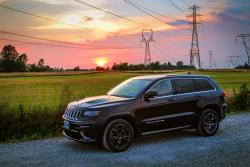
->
[144,91,158,102]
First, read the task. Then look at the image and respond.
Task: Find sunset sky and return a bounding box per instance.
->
[0,0,250,69]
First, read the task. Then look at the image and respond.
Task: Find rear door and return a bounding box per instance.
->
[171,78,198,126]
[193,78,217,114]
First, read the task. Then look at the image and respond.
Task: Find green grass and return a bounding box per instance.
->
[0,69,250,142]
[0,72,139,109]
[0,70,250,110]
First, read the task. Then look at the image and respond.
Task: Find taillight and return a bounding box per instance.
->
[220,91,225,98]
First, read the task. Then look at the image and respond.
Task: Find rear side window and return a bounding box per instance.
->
[194,79,215,91]
[173,79,195,94]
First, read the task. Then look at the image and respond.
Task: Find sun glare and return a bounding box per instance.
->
[94,57,109,67]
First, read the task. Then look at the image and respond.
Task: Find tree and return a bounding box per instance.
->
[235,63,250,69]
[176,61,184,67]
[73,66,80,71]
[0,45,19,72]
[1,45,18,61]
[28,63,38,72]
[167,62,172,67]
[37,58,48,71]
[38,59,44,68]
[96,66,105,71]
[16,54,28,72]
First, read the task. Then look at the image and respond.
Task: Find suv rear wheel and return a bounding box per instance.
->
[197,109,219,136]
[102,119,134,152]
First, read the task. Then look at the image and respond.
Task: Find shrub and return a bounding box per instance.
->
[229,84,250,111]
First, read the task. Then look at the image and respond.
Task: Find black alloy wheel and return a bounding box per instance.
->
[102,119,134,152]
[197,109,220,136]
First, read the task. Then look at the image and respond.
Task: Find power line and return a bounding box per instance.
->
[0,37,88,49]
[0,30,140,49]
[154,43,172,58]
[154,40,183,57]
[200,24,209,52]
[0,4,117,35]
[0,37,140,50]
[123,0,173,25]
[124,0,182,21]
[179,0,189,8]
[73,0,151,27]
[162,0,187,15]
[169,0,188,15]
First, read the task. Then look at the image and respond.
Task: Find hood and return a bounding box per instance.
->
[68,95,132,109]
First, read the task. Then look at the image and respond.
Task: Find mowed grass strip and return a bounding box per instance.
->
[0,70,250,110]
[0,71,97,78]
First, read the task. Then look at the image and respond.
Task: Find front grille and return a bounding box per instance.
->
[64,108,82,120]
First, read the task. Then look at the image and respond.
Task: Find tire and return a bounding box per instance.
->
[102,119,134,152]
[197,109,220,136]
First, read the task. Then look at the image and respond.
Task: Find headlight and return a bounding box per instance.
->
[84,111,101,117]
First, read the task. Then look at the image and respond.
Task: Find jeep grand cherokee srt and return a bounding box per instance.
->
[63,74,226,152]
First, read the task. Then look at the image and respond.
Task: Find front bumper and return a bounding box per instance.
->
[63,128,96,142]
[62,116,100,142]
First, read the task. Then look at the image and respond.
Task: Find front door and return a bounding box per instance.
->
[135,79,179,134]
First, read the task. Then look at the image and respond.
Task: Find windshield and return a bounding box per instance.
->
[107,79,153,98]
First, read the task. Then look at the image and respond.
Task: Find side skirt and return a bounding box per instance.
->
[141,125,191,136]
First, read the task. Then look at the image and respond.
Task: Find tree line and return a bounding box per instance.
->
[111,61,195,71]
[0,45,62,72]
[235,63,250,69]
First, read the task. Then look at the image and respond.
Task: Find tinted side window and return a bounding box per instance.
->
[194,79,214,91]
[149,80,173,96]
[173,79,195,94]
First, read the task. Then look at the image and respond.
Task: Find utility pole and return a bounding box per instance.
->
[213,60,217,69]
[187,4,202,69]
[141,29,154,65]
[236,34,250,65]
[209,50,213,69]
[228,55,241,68]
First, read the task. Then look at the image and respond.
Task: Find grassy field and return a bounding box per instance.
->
[1,70,250,142]
[0,70,250,110]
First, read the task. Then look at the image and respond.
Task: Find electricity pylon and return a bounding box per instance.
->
[236,34,250,65]
[187,4,202,69]
[141,29,154,65]
[209,50,213,69]
[228,55,241,67]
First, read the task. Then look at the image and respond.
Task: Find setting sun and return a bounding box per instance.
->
[94,57,109,67]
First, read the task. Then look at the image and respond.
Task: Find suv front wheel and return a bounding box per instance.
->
[102,119,134,152]
[197,109,220,136]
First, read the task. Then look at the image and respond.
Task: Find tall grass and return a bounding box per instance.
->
[0,85,74,142]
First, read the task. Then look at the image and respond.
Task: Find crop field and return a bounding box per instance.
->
[0,70,250,111]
